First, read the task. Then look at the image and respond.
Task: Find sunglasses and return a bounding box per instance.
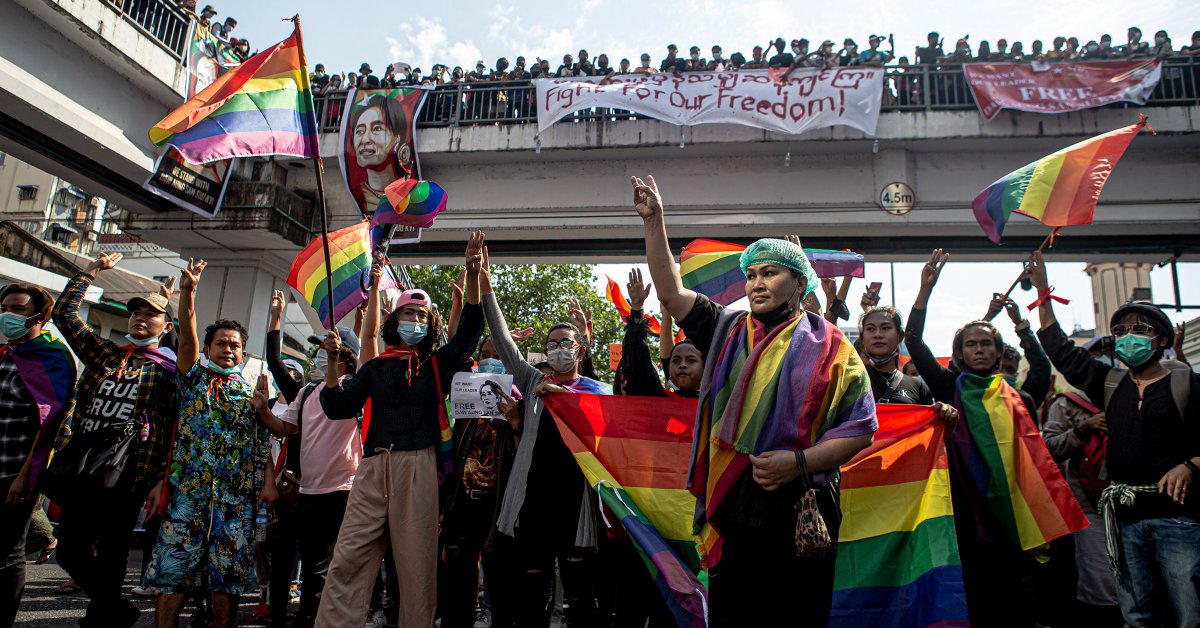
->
[1110,324,1157,337]
[545,338,578,351]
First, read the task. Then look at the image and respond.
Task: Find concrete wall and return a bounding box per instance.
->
[1087,262,1154,333]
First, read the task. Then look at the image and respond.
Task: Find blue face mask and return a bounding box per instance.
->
[125,333,159,348]
[206,360,241,377]
[478,358,506,375]
[397,321,428,346]
[0,312,32,340]
[1114,334,1156,367]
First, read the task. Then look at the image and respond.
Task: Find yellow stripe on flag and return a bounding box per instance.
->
[838,469,954,542]
[980,378,1047,549]
[1016,152,1066,221]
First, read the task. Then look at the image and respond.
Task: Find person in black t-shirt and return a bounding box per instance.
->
[742,46,767,69]
[1028,251,1199,628]
[659,44,683,72]
[915,31,944,65]
[767,37,794,69]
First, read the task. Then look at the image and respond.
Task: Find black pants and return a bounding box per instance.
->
[597,535,674,628]
[506,532,597,628]
[268,496,300,628]
[55,488,143,626]
[439,490,501,628]
[294,491,349,628]
[0,476,34,628]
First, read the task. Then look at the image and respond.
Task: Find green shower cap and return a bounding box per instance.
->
[739,238,818,296]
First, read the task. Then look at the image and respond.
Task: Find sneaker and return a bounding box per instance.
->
[252,600,270,619]
[131,585,159,597]
[364,609,387,628]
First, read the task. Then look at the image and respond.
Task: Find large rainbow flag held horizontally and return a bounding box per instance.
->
[952,374,1088,549]
[149,22,319,164]
[680,239,865,306]
[543,394,708,628]
[971,117,1150,243]
[831,404,969,628]
[286,221,399,328]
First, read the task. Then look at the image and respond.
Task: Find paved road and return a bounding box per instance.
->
[16,557,269,627]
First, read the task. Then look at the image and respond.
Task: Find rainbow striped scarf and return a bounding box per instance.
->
[951,373,1088,550]
[2,331,77,486]
[690,310,876,565]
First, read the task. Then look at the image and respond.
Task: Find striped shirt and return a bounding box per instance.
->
[0,355,38,478]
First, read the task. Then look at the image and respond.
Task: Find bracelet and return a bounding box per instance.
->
[1183,460,1199,476]
[794,450,807,471]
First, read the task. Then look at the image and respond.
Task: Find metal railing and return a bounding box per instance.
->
[100,0,191,59]
[312,57,1200,133]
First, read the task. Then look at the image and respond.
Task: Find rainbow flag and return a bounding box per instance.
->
[951,374,1088,549]
[831,404,969,628]
[149,24,319,164]
[971,118,1149,243]
[680,239,865,306]
[1,331,77,487]
[543,394,707,628]
[286,221,398,328]
[374,179,449,229]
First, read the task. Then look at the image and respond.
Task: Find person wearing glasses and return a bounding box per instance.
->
[478,249,609,628]
[1028,251,1199,628]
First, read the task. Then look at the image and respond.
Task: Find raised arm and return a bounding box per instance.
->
[1007,297,1052,407]
[631,175,697,321]
[434,232,484,369]
[446,268,466,342]
[1027,251,1058,331]
[54,253,124,362]
[479,248,539,391]
[252,374,298,437]
[616,268,665,396]
[265,290,303,403]
[904,249,958,400]
[359,265,384,364]
[177,258,207,375]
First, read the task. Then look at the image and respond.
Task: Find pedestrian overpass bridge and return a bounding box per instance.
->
[2,0,1199,330]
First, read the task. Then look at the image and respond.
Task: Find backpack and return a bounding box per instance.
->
[1101,365,1191,420]
[1062,392,1107,500]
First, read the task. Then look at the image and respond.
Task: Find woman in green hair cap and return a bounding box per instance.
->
[628,175,877,626]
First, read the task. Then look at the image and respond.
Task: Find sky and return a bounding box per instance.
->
[226,0,1199,351]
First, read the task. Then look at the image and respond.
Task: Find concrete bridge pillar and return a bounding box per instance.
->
[1086,262,1154,333]
[182,251,298,359]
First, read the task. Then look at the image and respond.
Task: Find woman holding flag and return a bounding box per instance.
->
[628,175,877,626]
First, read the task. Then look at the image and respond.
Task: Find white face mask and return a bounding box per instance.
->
[546,348,577,373]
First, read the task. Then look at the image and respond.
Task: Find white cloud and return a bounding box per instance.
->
[385,17,482,72]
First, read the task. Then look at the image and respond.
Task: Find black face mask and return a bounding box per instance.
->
[752,300,796,330]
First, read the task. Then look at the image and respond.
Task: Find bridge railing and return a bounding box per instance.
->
[100,0,190,59]
[312,57,1200,133]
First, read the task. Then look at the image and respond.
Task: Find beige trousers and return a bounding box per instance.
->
[314,447,437,628]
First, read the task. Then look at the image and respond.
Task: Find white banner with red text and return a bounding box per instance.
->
[534,68,883,136]
[963,60,1161,121]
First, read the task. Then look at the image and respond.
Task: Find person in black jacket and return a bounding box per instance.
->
[1027,251,1199,628]
[614,269,702,399]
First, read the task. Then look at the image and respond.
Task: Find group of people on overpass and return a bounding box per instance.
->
[0,175,1196,628]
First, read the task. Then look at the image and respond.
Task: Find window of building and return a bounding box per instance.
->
[16,185,37,201]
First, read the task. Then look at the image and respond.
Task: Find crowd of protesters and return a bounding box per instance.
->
[301,27,1200,94]
[0,172,1196,628]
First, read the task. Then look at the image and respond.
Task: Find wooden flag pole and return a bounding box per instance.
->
[291,14,338,330]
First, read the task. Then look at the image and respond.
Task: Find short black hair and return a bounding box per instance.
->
[0,283,52,320]
[859,306,903,333]
[203,319,248,348]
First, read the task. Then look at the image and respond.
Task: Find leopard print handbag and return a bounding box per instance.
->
[793,452,833,557]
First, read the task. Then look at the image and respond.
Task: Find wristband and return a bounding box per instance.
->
[1184,460,1199,476]
[794,450,807,471]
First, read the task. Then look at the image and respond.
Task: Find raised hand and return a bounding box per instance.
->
[180,258,207,293]
[85,252,122,275]
[1174,322,1186,359]
[269,290,285,328]
[369,264,384,289]
[510,327,535,342]
[450,268,466,307]
[1003,297,1023,325]
[920,249,949,290]
[627,268,652,310]
[252,374,271,413]
[322,328,342,355]
[465,231,485,274]
[630,175,663,221]
[785,235,803,248]
[1026,251,1049,292]
[159,275,177,301]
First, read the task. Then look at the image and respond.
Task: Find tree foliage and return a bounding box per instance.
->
[405,263,629,382]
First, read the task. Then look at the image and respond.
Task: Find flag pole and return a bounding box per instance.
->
[1001,228,1059,298]
[291,14,338,329]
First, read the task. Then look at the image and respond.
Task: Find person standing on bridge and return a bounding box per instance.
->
[146,258,277,628]
[48,253,178,628]
[628,175,877,626]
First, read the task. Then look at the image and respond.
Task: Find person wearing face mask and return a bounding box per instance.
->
[478,249,610,628]
[45,254,178,628]
[634,53,654,74]
[1151,30,1173,58]
[1029,252,1200,628]
[147,258,277,628]
[983,293,1052,416]
[617,57,631,74]
[707,45,725,71]
[1082,40,1105,60]
[1123,27,1150,58]
[629,175,877,626]
[660,44,682,73]
[311,63,329,91]
[858,34,893,67]
[684,46,706,72]
[313,233,485,628]
[837,38,859,67]
[1183,30,1200,56]
[0,282,75,626]
[437,336,522,628]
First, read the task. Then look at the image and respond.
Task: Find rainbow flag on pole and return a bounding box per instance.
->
[952,374,1088,549]
[286,221,397,328]
[680,239,865,306]
[971,117,1150,243]
[373,179,449,229]
[831,404,969,628]
[149,23,319,164]
[543,394,707,628]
